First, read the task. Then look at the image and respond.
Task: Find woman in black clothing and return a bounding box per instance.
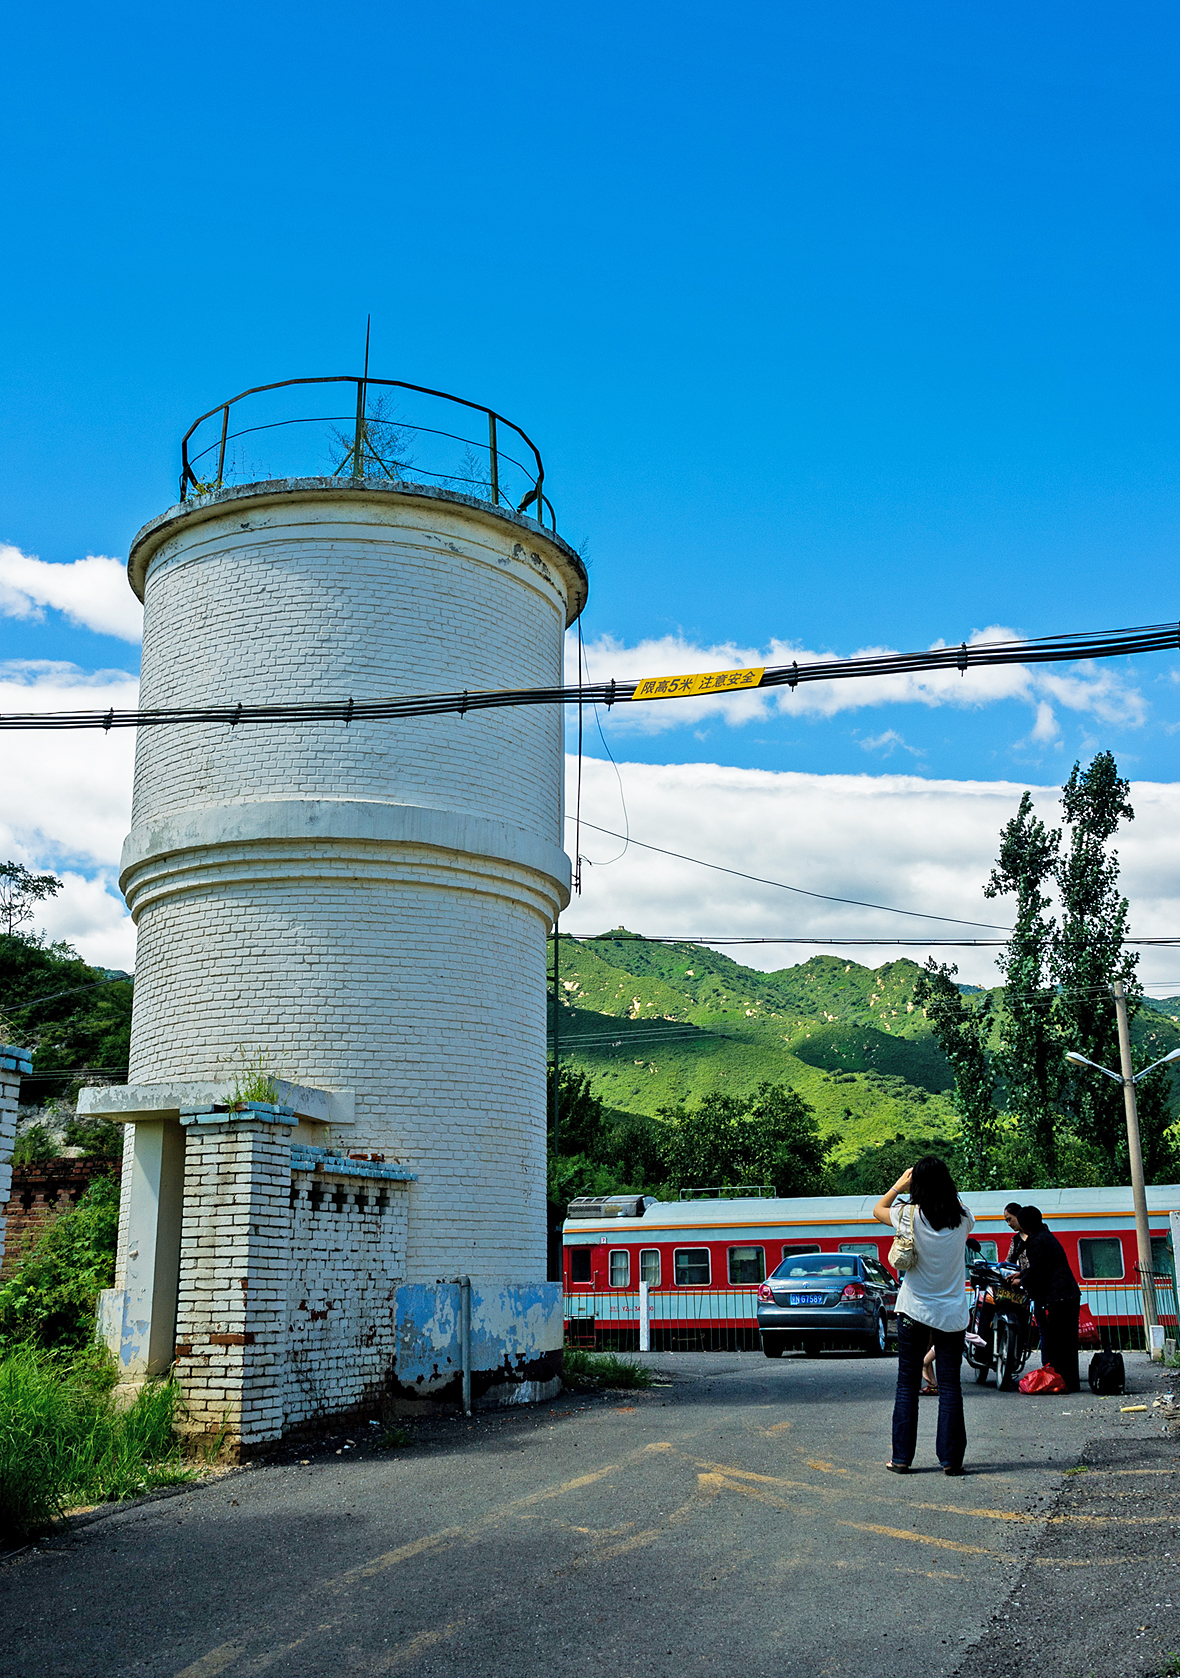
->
[1017,1205,1081,1392]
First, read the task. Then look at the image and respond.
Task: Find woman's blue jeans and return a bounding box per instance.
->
[891,1314,966,1469]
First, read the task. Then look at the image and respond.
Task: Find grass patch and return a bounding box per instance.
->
[562,1348,655,1390]
[0,1343,193,1541]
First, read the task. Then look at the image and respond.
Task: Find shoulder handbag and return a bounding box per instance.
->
[888,1203,918,1274]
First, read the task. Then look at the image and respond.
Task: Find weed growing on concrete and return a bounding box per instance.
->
[379,1424,413,1448]
[231,1048,279,1107]
[561,1349,655,1390]
[0,1343,191,1540]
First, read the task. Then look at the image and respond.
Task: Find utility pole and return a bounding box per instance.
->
[1112,978,1158,1330]
[551,921,560,1162]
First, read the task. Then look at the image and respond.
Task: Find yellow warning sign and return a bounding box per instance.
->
[630,666,765,702]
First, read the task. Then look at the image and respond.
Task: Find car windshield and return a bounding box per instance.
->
[772,1256,857,1278]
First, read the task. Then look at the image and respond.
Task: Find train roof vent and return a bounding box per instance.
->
[567,1194,649,1219]
[679,1184,776,1201]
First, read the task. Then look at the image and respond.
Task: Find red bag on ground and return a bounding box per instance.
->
[1019,1367,1067,1394]
[1078,1305,1102,1347]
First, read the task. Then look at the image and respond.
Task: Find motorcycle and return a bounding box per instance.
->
[963,1246,1037,1390]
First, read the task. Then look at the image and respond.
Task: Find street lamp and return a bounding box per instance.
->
[1065,978,1180,1334]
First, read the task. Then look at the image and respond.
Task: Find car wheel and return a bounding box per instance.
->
[761,1333,785,1359]
[864,1312,887,1355]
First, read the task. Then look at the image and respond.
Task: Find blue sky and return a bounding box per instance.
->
[2,3,1179,971]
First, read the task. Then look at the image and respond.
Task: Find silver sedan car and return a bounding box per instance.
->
[757,1251,897,1357]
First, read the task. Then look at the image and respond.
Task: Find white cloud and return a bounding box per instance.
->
[0,544,142,643]
[569,627,1148,735]
[859,729,923,759]
[561,756,1180,991]
[0,661,137,966]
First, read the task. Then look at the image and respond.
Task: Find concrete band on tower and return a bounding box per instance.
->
[85,475,587,1451]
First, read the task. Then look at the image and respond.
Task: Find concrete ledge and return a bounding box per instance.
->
[78,1079,355,1127]
[127,476,588,623]
[119,798,571,907]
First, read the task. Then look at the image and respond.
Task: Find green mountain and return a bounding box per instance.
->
[548,933,1180,1166]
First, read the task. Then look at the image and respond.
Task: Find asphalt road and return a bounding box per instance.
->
[1,1349,1174,1678]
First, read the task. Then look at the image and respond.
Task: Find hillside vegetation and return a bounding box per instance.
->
[548,931,1180,1197]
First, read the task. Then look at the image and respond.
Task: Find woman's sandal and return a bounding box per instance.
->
[920,1382,939,1397]
[885,1461,910,1473]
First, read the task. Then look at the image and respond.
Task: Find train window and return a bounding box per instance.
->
[972,1241,999,1264]
[781,1244,820,1262]
[609,1250,630,1288]
[1079,1238,1124,1280]
[640,1249,661,1286]
[839,1242,880,1259]
[728,1246,765,1284]
[569,1247,592,1284]
[1152,1237,1175,1282]
[674,1248,711,1286]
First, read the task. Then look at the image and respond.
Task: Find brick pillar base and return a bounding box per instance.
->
[174,1102,295,1453]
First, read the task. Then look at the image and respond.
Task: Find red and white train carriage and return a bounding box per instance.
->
[562,1186,1180,1352]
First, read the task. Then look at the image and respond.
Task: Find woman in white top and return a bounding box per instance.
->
[873,1157,975,1476]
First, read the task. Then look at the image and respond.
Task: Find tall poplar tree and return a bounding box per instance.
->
[1050,753,1170,1177]
[984,792,1063,1177]
[912,961,999,1189]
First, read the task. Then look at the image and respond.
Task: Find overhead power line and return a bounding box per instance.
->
[1,621,1175,731]
[568,820,1011,931]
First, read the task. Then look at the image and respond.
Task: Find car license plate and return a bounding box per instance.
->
[790,1293,826,1306]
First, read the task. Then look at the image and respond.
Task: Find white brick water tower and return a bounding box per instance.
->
[84,377,587,1448]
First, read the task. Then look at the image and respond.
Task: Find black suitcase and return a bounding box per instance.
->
[1087,1350,1126,1395]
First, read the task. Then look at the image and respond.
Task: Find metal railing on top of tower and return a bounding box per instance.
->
[179,376,556,533]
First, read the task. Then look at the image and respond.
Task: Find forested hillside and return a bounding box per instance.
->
[547,931,1180,1199]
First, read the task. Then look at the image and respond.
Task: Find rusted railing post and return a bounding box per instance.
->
[488,412,499,505]
[216,405,230,487]
[351,378,366,478]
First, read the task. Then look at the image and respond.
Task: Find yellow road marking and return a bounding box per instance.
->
[697,1471,798,1512]
[805,1460,849,1475]
[334,1527,467,1589]
[367,1620,468,1673]
[595,1529,665,1561]
[916,1503,1035,1523]
[838,1520,999,1558]
[761,1420,792,1435]
[1032,1554,1161,1568]
[173,1647,245,1678]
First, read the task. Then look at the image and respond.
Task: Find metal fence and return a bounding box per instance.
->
[1078,1268,1180,1353]
[565,1288,762,1353]
[178,375,555,530]
[565,1273,1180,1357]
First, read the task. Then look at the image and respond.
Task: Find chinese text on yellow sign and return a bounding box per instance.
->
[630,667,765,702]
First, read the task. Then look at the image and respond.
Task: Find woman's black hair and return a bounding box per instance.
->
[1003,1201,1023,1216]
[908,1155,965,1231]
[1018,1205,1045,1234]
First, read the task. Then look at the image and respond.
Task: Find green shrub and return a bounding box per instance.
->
[0,1175,119,1352]
[562,1349,655,1389]
[0,1343,191,1539]
[11,1123,61,1166]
